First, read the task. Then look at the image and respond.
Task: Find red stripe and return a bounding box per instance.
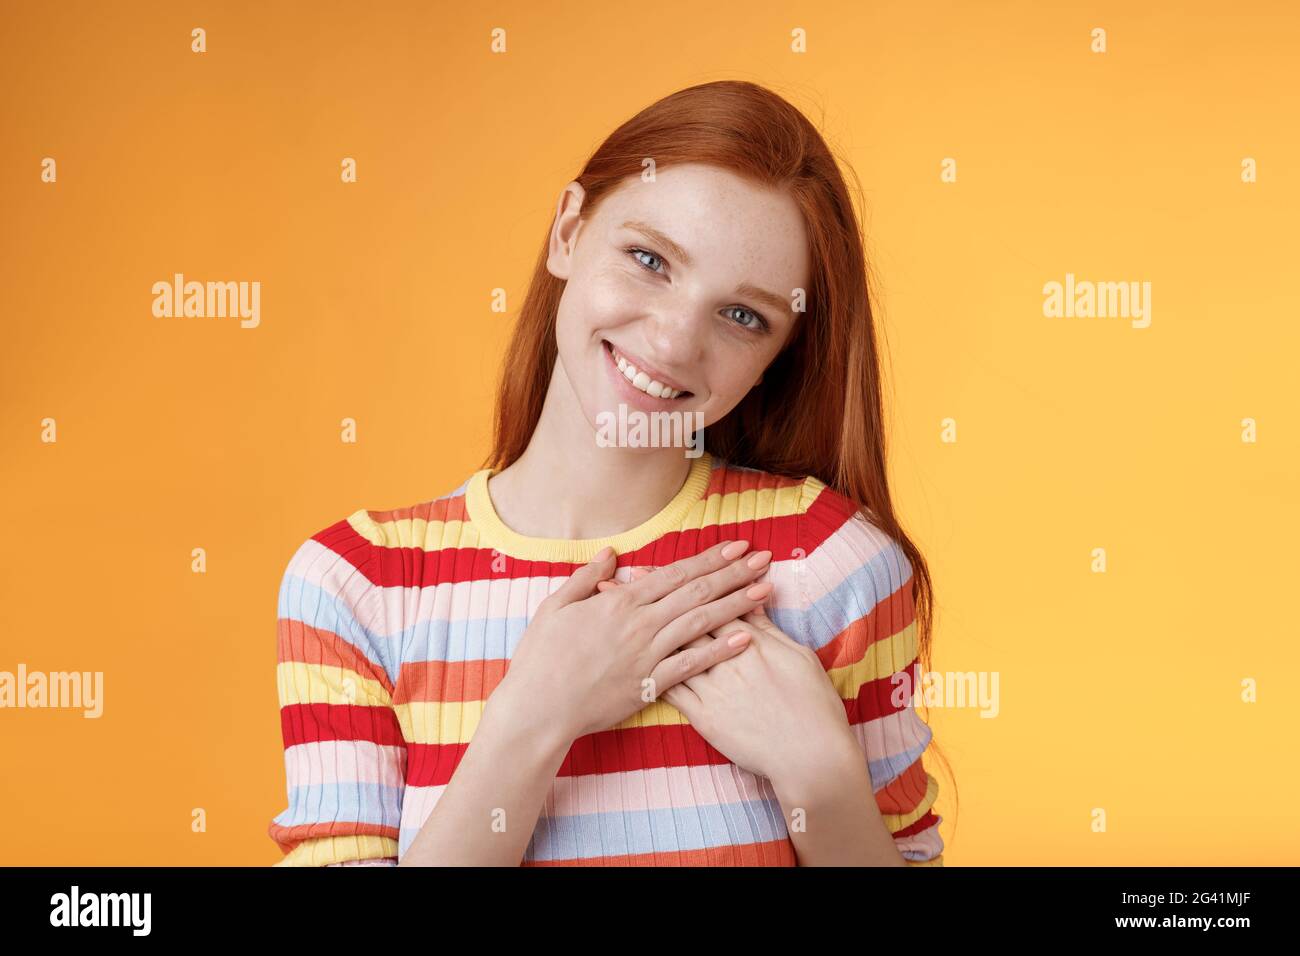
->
[847,658,921,723]
[893,810,940,839]
[703,466,805,498]
[361,514,807,586]
[798,482,886,562]
[280,703,407,748]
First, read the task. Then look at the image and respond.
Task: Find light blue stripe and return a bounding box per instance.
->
[770,541,911,653]
[520,796,789,862]
[867,731,931,790]
[278,574,404,686]
[273,782,404,829]
[402,613,527,665]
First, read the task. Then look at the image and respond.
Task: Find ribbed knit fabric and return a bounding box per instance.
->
[269,452,945,866]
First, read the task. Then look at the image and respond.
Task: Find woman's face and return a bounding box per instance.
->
[546,162,811,443]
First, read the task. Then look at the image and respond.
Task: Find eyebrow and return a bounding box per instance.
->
[621,219,794,317]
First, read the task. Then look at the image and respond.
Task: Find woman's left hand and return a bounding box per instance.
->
[600,568,908,866]
[599,569,859,785]
[665,604,861,785]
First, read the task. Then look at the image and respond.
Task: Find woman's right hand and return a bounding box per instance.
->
[494,539,774,742]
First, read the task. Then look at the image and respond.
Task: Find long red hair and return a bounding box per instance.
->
[488,79,955,827]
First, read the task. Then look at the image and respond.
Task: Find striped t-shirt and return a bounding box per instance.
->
[268,451,945,866]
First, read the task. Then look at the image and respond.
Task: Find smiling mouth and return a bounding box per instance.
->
[603,340,693,399]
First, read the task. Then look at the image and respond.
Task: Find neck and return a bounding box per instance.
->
[486,363,699,540]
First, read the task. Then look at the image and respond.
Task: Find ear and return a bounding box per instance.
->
[545,180,586,281]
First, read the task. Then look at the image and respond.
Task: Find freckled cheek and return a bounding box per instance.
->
[709,349,769,397]
[576,270,645,329]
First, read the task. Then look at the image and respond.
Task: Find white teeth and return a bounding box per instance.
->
[609,345,682,399]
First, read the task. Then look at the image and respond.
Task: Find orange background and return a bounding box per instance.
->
[1,0,1296,865]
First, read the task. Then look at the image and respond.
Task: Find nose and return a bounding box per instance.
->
[642,307,707,377]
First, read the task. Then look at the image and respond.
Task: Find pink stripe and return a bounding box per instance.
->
[896,821,944,860]
[400,761,782,824]
[283,739,407,787]
[802,515,909,603]
[289,539,374,610]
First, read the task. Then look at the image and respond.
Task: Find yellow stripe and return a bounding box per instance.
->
[683,480,807,529]
[273,834,398,867]
[396,698,487,744]
[347,510,492,551]
[397,696,695,746]
[464,452,715,562]
[614,697,691,731]
[276,662,392,708]
[349,455,817,559]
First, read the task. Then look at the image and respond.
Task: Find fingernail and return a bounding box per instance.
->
[593,546,613,562]
[721,540,749,560]
[745,581,773,600]
[727,632,751,648]
[746,550,772,569]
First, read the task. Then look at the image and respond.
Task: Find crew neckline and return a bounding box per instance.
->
[463,452,715,562]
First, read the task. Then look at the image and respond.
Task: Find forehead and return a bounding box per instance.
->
[592,163,810,289]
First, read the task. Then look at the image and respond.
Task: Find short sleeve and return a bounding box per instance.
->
[268,520,408,866]
[771,478,945,867]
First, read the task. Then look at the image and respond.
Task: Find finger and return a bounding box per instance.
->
[712,619,759,643]
[651,579,772,659]
[659,683,700,718]
[741,606,782,638]
[650,629,752,696]
[642,549,771,631]
[597,565,652,593]
[545,546,617,608]
[622,539,750,605]
[739,609,807,653]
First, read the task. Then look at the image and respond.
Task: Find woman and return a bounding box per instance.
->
[270,79,951,866]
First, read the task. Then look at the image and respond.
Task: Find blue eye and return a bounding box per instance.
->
[627,247,665,274]
[724,306,770,333]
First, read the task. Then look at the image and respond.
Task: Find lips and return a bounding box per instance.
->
[602,340,693,399]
